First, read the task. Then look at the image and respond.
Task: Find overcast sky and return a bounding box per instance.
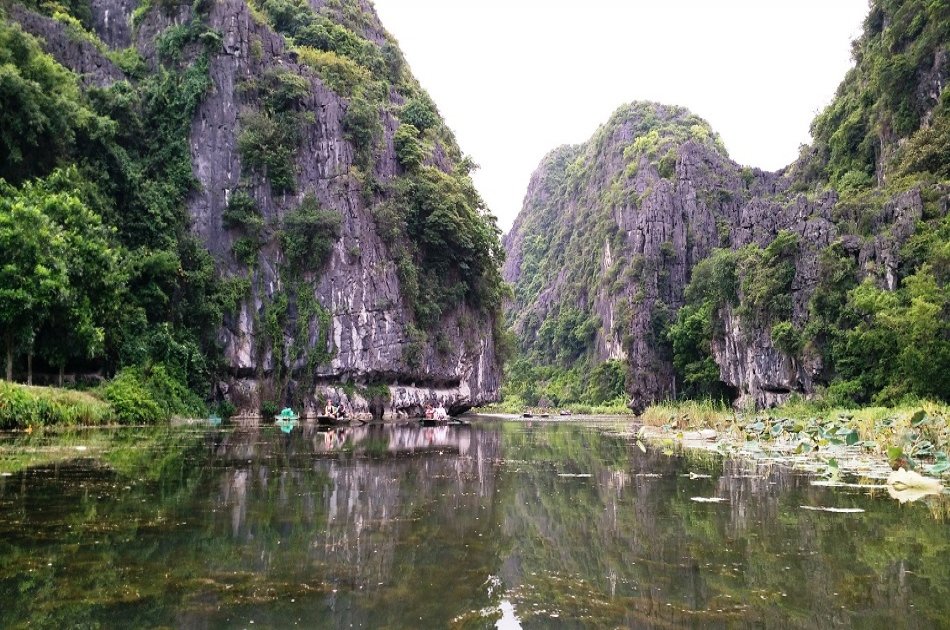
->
[372,0,869,232]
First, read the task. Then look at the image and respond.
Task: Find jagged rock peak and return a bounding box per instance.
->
[503,1,949,411]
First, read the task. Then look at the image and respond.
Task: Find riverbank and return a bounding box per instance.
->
[476,396,950,481]
[0,382,116,429]
[633,398,950,482]
[0,366,206,429]
[476,396,632,415]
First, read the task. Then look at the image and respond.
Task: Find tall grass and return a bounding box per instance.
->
[476,395,634,415]
[0,382,116,429]
[640,398,734,428]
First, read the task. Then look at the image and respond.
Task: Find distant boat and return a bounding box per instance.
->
[274,408,300,422]
[208,414,222,427]
[559,410,572,416]
[522,412,533,418]
[274,408,300,433]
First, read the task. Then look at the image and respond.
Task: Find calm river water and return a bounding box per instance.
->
[1,418,948,628]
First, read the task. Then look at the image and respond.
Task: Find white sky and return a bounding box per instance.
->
[372,0,870,232]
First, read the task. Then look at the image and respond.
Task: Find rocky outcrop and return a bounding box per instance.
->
[503,100,933,410]
[9,3,124,87]
[9,0,502,418]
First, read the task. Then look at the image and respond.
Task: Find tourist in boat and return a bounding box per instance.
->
[424,403,434,420]
[433,402,448,422]
[324,400,336,419]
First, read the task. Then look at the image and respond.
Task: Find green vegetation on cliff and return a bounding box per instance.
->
[248,0,506,328]
[503,0,949,411]
[0,0,506,418]
[0,7,225,417]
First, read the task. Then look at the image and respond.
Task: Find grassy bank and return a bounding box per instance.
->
[0,365,207,429]
[0,382,116,429]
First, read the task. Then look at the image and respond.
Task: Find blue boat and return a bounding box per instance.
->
[274,408,300,433]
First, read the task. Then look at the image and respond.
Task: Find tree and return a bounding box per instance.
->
[0,181,69,380]
[0,170,122,384]
[29,170,123,383]
[0,20,95,183]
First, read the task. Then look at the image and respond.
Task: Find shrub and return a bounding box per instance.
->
[771,321,804,356]
[237,109,300,193]
[343,96,381,167]
[736,230,799,323]
[101,369,164,424]
[394,123,425,169]
[400,97,438,132]
[232,236,260,266]
[101,364,205,424]
[280,195,342,274]
[223,190,263,233]
[296,47,370,97]
[260,400,279,418]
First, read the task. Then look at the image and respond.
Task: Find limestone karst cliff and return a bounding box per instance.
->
[3,0,505,417]
[503,0,949,411]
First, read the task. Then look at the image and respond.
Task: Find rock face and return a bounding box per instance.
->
[502,100,935,410]
[504,0,950,411]
[9,0,502,418]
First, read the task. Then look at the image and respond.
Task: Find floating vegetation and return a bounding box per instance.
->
[637,406,950,510]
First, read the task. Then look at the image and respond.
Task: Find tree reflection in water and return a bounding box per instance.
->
[0,420,948,628]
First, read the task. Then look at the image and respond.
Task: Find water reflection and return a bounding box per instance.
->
[0,421,948,628]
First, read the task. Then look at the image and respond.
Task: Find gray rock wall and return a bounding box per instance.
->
[10,0,501,418]
[503,103,928,410]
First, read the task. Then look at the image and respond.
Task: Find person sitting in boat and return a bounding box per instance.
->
[424,403,434,420]
[433,402,448,422]
[324,400,336,419]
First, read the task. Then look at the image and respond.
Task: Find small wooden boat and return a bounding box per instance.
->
[418,418,445,426]
[540,413,550,418]
[522,412,533,418]
[317,414,349,426]
[417,417,468,426]
[274,408,300,433]
[559,410,572,416]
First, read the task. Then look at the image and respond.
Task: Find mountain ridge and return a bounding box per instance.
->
[503,0,949,411]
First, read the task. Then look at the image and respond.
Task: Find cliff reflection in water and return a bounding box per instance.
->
[207,422,501,597]
[0,421,948,629]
